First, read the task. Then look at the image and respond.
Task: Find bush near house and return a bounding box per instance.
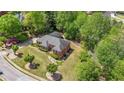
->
[49,52,60,60]
[32,43,48,52]
[39,46,48,52]
[31,43,39,47]
[16,33,28,42]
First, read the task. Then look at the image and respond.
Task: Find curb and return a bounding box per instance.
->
[0,77,5,81]
[4,56,47,81]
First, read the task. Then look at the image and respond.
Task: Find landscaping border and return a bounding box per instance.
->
[4,56,47,81]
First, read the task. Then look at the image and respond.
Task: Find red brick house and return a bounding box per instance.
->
[37,32,70,58]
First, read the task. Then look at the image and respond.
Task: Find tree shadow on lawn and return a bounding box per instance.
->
[29,63,40,69]
[51,72,63,81]
[17,53,23,58]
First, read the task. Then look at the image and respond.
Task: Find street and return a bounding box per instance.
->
[0,52,37,81]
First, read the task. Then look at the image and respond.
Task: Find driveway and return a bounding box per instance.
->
[0,52,37,81]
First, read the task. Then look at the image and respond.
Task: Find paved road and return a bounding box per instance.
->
[0,52,37,81]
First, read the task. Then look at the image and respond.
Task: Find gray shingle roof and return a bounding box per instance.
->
[49,31,62,38]
[37,34,70,52]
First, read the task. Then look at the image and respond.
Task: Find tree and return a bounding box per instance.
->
[111,60,124,80]
[47,63,58,74]
[23,12,47,35]
[80,12,111,51]
[95,29,124,80]
[64,22,78,40]
[76,59,101,81]
[96,36,119,79]
[11,45,19,55]
[55,11,79,40]
[74,12,87,29]
[45,11,56,32]
[79,50,91,62]
[24,54,35,63]
[55,11,77,32]
[0,14,21,37]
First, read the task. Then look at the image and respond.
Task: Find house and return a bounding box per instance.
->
[49,31,63,38]
[37,32,70,58]
[103,11,116,17]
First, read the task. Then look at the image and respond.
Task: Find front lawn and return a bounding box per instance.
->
[12,42,82,80]
[13,46,50,79]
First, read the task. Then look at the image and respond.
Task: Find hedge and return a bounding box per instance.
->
[16,33,28,42]
[49,52,60,60]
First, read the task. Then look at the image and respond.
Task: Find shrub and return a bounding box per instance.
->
[39,46,48,52]
[47,63,58,74]
[11,45,19,54]
[0,42,4,47]
[24,54,35,63]
[79,51,91,62]
[16,33,28,42]
[49,53,60,60]
[0,36,7,42]
[31,43,39,47]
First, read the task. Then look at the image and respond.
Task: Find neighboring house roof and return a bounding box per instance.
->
[0,11,7,16]
[49,31,62,38]
[37,33,70,52]
[16,12,24,22]
[103,11,116,17]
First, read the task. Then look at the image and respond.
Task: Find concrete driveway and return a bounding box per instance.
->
[0,52,37,81]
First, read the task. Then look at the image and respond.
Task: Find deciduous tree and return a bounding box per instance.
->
[0,14,21,37]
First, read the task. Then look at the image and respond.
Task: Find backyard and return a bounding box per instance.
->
[12,42,82,80]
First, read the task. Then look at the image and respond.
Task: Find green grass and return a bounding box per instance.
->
[13,46,50,79]
[13,43,82,80]
[117,14,124,19]
[58,42,82,80]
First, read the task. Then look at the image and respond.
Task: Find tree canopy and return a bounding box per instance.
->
[11,45,19,54]
[24,54,35,63]
[0,14,21,37]
[80,12,111,51]
[96,27,124,80]
[76,59,101,81]
[23,12,47,35]
[111,60,124,80]
[47,63,58,74]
